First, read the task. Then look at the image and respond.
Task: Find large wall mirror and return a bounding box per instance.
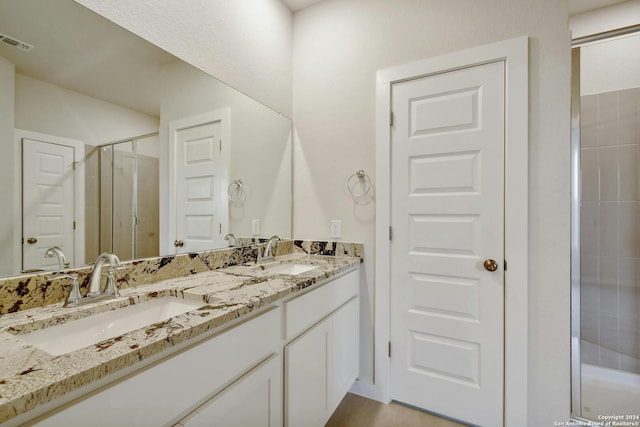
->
[0,0,292,277]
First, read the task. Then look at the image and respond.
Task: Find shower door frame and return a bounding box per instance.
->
[570,45,582,419]
[570,25,640,422]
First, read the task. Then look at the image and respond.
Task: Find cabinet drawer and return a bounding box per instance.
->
[284,269,358,341]
[33,307,281,427]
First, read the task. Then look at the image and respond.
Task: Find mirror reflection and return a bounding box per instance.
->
[0,0,292,277]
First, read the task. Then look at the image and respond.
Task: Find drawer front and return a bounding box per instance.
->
[34,307,281,427]
[284,269,358,341]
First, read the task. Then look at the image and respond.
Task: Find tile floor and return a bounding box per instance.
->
[326,393,468,427]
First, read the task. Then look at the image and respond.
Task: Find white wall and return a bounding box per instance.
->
[581,33,640,95]
[0,56,16,276]
[292,0,571,425]
[571,1,640,95]
[15,74,159,145]
[570,0,640,39]
[159,61,292,250]
[74,0,293,118]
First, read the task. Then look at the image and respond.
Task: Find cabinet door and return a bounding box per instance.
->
[285,318,331,427]
[329,297,359,414]
[179,355,282,427]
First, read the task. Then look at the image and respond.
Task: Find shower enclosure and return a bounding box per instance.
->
[89,133,160,262]
[572,31,640,423]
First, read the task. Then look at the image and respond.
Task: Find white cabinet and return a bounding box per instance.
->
[284,272,360,427]
[27,268,360,427]
[177,355,282,427]
[33,307,281,427]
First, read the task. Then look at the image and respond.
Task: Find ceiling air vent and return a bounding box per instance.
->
[0,33,34,52]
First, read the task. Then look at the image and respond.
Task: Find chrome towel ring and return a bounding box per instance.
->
[347,170,372,198]
[228,179,244,202]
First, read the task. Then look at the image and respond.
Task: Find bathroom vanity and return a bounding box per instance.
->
[0,251,361,427]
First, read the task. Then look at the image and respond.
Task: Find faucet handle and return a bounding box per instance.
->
[104,267,120,296]
[48,274,81,307]
[253,243,263,263]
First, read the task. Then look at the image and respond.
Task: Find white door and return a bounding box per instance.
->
[22,138,75,271]
[390,61,505,426]
[169,111,229,253]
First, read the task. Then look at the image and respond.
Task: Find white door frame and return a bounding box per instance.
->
[13,129,86,273]
[371,36,528,426]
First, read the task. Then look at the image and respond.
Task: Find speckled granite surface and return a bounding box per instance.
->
[0,241,297,315]
[0,251,360,424]
[293,240,363,257]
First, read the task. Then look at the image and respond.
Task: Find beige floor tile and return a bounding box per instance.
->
[326,393,469,427]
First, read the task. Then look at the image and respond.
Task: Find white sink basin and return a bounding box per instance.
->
[260,263,319,276]
[17,297,205,355]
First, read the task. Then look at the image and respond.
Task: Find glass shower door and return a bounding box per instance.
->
[572,32,640,423]
[98,134,159,261]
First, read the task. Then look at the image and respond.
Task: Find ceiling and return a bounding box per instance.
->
[283,0,630,15]
[282,0,323,12]
[0,0,176,116]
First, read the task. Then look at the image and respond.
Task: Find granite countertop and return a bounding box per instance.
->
[0,253,359,424]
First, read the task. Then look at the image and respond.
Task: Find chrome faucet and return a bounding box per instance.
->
[44,246,70,269]
[88,252,121,297]
[224,233,239,247]
[263,235,282,262]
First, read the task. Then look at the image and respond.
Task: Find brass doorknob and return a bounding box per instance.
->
[483,259,498,272]
[27,237,37,244]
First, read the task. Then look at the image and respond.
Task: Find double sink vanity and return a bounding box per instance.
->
[0,241,362,426]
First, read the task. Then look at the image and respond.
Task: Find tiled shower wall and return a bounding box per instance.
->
[580,87,640,373]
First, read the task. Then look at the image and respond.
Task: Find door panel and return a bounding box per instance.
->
[390,61,505,426]
[170,113,228,253]
[22,139,75,271]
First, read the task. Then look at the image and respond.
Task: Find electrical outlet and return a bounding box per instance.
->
[330,220,341,239]
[252,219,261,236]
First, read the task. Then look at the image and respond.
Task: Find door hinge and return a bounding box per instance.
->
[73,221,76,230]
[219,140,222,152]
[388,341,392,358]
[389,226,393,241]
[219,223,222,234]
[390,111,394,127]
[504,259,507,271]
